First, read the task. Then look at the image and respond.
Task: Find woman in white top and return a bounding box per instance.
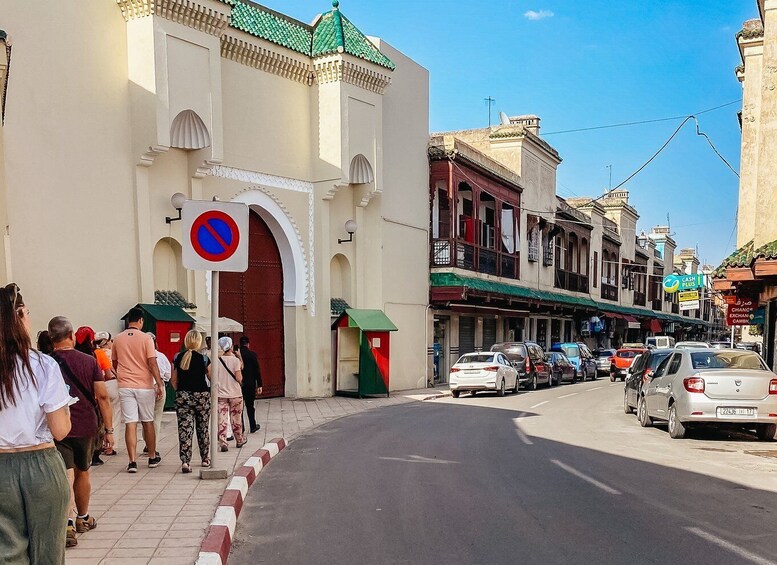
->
[215,336,245,451]
[0,283,72,564]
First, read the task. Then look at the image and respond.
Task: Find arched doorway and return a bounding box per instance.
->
[219,211,285,398]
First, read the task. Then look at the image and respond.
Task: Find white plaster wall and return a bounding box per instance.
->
[2,1,137,334]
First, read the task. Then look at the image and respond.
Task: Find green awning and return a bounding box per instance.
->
[335,309,398,332]
[127,304,195,323]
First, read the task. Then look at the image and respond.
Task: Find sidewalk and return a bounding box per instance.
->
[66,386,449,565]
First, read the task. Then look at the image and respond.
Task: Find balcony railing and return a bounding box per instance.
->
[634,291,647,307]
[651,299,663,311]
[601,283,618,302]
[431,238,519,279]
[555,269,589,293]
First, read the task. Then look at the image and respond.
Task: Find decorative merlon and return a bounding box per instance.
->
[313,54,391,94]
[221,32,313,85]
[116,0,229,36]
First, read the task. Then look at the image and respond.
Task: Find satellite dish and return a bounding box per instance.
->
[499,111,510,125]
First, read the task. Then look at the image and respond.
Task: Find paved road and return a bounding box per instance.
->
[232,379,777,565]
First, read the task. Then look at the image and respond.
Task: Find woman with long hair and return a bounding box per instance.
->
[0,283,72,564]
[171,329,211,473]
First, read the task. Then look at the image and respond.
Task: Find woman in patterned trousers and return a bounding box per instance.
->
[171,330,211,473]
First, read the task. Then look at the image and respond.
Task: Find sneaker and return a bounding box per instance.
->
[148,456,162,468]
[226,436,234,441]
[220,445,229,452]
[91,455,104,466]
[142,445,149,454]
[75,515,97,533]
[66,525,78,548]
[127,461,138,473]
[249,425,258,434]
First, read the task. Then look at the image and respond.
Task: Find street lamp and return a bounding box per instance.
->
[338,219,358,244]
[165,192,187,224]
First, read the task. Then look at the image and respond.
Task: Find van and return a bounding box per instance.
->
[645,335,675,349]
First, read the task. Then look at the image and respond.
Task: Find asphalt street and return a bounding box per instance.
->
[231,380,777,565]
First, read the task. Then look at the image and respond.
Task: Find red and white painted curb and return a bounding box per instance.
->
[196,438,287,565]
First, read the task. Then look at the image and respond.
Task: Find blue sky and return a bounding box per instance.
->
[275,0,755,266]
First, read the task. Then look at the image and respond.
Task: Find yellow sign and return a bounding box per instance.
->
[679,290,699,302]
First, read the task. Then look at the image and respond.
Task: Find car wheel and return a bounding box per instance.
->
[638,397,653,428]
[610,374,616,383]
[668,405,686,439]
[548,372,555,388]
[623,391,634,414]
[470,390,477,397]
[756,423,777,441]
[451,390,460,398]
[530,374,538,391]
[497,379,506,397]
[513,374,520,394]
[591,368,597,381]
[581,369,587,382]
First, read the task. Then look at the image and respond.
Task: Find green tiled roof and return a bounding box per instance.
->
[714,239,754,278]
[430,272,695,325]
[154,290,197,310]
[753,239,777,261]
[331,297,351,316]
[312,5,395,70]
[218,0,395,70]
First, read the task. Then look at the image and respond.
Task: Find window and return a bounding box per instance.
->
[653,355,671,378]
[666,353,682,375]
[690,351,766,370]
[457,353,495,364]
[593,251,598,288]
[560,345,580,358]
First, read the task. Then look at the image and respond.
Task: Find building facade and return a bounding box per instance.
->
[428,118,720,382]
[715,2,777,367]
[0,0,430,397]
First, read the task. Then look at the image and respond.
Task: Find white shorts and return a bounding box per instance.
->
[118,388,156,423]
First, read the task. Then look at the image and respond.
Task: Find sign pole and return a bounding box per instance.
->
[731,325,735,349]
[201,270,227,480]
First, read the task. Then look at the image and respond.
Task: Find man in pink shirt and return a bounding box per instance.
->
[111,308,163,473]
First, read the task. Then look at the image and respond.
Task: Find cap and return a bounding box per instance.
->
[218,336,233,353]
[75,326,95,345]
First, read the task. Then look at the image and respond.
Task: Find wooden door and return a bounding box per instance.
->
[220,212,285,397]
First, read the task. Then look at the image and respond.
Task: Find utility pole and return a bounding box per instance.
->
[485,96,496,127]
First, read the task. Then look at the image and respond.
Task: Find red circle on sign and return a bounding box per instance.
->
[190,210,240,262]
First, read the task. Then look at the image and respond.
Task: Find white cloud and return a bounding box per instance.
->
[524,9,554,21]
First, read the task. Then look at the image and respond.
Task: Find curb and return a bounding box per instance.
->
[421,391,452,401]
[196,438,287,565]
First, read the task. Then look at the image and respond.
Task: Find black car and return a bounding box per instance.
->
[490,341,551,390]
[623,348,674,414]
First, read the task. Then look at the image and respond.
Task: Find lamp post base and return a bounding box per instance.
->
[200,468,229,480]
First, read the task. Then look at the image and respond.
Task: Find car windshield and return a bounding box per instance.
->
[594,350,616,358]
[458,354,495,364]
[560,345,579,358]
[690,351,766,370]
[616,350,638,358]
[677,342,710,349]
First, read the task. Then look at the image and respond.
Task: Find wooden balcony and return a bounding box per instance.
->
[431,238,520,280]
[601,283,618,302]
[554,269,589,293]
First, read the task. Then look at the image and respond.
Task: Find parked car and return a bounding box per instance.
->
[490,342,551,390]
[710,341,732,350]
[675,341,711,350]
[449,352,519,398]
[594,349,617,377]
[736,342,762,354]
[551,342,597,381]
[610,347,646,382]
[645,335,676,349]
[637,348,777,440]
[623,348,675,414]
[546,352,576,386]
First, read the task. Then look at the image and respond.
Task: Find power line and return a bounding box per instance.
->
[542,99,742,136]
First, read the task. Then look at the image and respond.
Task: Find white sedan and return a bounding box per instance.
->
[449,352,519,398]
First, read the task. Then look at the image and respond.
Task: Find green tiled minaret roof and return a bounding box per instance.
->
[714,239,754,278]
[217,0,395,70]
[312,2,395,70]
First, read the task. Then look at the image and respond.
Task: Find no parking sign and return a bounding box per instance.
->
[182,200,249,272]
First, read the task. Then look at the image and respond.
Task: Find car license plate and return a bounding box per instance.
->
[717,407,756,417]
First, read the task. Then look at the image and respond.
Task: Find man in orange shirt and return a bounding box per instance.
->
[112,308,163,473]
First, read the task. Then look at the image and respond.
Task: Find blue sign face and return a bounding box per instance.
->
[751,307,766,325]
[190,211,240,262]
[662,273,705,294]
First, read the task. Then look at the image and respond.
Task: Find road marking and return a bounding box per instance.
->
[558,392,578,399]
[512,418,534,445]
[585,386,603,392]
[685,527,776,565]
[530,401,549,409]
[550,459,621,495]
[609,383,621,387]
[378,455,459,464]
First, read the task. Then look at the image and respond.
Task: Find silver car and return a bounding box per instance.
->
[637,348,777,440]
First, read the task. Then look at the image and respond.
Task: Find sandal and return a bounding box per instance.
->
[236,440,247,449]
[201,458,211,468]
[181,463,191,474]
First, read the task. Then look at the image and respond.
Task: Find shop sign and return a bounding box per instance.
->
[724,295,737,305]
[628,321,641,329]
[678,290,699,302]
[726,298,757,326]
[750,307,766,325]
[662,274,705,294]
[679,300,700,311]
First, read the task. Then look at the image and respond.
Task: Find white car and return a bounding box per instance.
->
[675,341,711,350]
[449,352,519,398]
